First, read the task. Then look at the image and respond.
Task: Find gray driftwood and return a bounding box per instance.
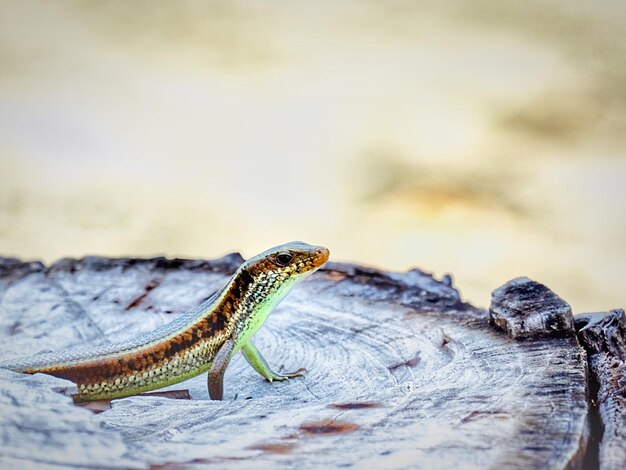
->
[0,255,619,469]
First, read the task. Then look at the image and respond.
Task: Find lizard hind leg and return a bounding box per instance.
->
[207,338,236,400]
[241,340,306,383]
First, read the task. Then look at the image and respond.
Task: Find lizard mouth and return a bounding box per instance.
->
[311,246,330,268]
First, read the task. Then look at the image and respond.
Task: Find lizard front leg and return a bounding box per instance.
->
[241,340,306,382]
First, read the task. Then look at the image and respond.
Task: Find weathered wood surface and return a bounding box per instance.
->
[0,255,607,469]
[575,310,626,470]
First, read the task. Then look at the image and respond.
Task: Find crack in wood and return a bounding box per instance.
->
[125,278,163,310]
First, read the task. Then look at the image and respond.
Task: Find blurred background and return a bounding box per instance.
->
[1,0,624,313]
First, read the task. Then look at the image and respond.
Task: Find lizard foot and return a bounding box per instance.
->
[268,367,307,382]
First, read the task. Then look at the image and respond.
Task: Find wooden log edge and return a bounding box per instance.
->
[575,309,626,470]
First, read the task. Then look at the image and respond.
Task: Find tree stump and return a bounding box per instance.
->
[0,255,621,469]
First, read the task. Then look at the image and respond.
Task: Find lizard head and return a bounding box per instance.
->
[245,241,330,281]
[229,242,329,342]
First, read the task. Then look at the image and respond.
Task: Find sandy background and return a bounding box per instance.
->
[1,0,625,312]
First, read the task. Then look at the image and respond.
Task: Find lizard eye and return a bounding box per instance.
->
[273,252,294,267]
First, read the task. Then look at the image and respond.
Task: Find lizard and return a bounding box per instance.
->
[0,241,330,402]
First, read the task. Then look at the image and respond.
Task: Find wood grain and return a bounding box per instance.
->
[0,255,602,469]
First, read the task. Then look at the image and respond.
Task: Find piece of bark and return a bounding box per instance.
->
[489,276,575,339]
[0,256,591,468]
[575,310,626,470]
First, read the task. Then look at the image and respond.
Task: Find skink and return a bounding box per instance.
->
[1,241,329,402]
